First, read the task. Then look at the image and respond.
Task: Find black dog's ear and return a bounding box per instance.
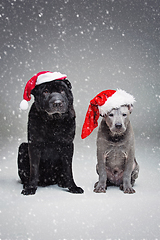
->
[31,87,38,96]
[63,79,72,89]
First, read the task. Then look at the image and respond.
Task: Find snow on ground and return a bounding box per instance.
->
[0,137,160,240]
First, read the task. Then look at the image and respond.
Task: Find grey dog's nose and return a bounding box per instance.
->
[115,123,122,129]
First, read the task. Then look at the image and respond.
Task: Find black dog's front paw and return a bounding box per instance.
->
[69,186,84,194]
[21,186,37,195]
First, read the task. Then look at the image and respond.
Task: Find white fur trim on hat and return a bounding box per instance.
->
[20,99,29,110]
[99,89,135,115]
[36,72,67,85]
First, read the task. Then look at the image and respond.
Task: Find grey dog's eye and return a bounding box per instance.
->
[109,113,114,117]
[122,113,127,117]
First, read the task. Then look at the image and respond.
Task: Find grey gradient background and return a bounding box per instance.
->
[0,1,160,240]
[1,0,160,145]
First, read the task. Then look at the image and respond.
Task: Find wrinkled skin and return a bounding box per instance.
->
[18,79,84,195]
[94,105,139,194]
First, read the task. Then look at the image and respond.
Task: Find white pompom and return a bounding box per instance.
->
[20,99,29,110]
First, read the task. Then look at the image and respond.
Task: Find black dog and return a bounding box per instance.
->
[18,79,84,195]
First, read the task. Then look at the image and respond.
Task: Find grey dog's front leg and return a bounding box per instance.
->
[122,172,135,194]
[122,152,136,194]
[94,151,107,193]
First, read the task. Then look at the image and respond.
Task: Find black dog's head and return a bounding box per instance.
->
[31,79,74,117]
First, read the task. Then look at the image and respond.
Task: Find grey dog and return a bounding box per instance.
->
[94,105,139,194]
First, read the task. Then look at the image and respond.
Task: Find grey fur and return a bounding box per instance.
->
[94,105,139,194]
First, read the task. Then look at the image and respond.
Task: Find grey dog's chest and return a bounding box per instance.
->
[103,145,128,185]
[104,146,127,170]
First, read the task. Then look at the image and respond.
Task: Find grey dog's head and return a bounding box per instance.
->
[104,105,133,135]
[31,79,73,116]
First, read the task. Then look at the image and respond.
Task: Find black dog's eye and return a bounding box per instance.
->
[58,87,65,93]
[43,89,49,94]
[122,113,127,117]
[109,113,114,117]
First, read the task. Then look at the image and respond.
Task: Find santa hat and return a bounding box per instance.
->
[81,89,135,139]
[20,71,67,110]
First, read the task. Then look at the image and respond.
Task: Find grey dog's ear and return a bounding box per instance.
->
[128,104,133,114]
[63,79,72,89]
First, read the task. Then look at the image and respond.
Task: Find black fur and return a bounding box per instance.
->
[18,79,84,195]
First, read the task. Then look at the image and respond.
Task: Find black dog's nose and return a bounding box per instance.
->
[115,123,122,129]
[53,100,63,107]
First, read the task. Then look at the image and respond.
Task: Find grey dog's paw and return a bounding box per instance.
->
[124,187,135,194]
[94,182,106,193]
[120,184,135,194]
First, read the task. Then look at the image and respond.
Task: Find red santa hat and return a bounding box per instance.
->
[81,89,135,139]
[20,71,67,110]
